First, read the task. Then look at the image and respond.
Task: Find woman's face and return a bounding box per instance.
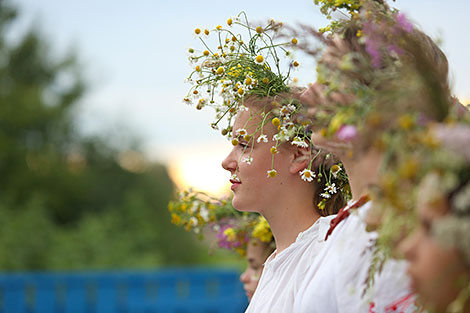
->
[221,107,293,213]
[240,240,273,301]
[401,198,469,312]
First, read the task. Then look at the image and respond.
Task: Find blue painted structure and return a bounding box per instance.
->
[0,268,248,313]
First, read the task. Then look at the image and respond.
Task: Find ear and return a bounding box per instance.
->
[289,146,310,174]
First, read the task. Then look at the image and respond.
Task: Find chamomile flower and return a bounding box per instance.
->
[238,105,249,112]
[271,117,281,127]
[292,137,309,148]
[274,127,290,142]
[300,169,316,182]
[255,55,265,64]
[230,173,240,182]
[189,216,198,226]
[280,104,296,117]
[325,183,337,194]
[236,128,247,137]
[257,134,268,143]
[267,169,277,178]
[199,207,210,221]
[331,164,342,178]
[243,157,253,165]
[320,192,332,199]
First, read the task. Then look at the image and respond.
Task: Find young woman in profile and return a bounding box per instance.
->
[221,90,347,313]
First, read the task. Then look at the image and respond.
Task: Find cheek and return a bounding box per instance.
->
[411,240,464,304]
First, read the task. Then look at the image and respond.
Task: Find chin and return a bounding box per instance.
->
[232,198,258,213]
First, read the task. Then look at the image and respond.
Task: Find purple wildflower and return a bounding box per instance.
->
[216,224,233,249]
[336,125,358,141]
[396,12,413,33]
[365,38,381,68]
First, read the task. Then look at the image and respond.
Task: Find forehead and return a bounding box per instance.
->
[246,240,270,260]
[232,107,274,136]
[416,197,449,222]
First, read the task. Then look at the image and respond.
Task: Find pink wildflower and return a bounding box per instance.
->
[336,125,358,141]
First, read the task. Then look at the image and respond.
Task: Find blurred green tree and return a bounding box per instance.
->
[0,1,216,270]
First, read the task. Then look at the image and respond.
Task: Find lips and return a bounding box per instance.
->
[230,179,241,190]
[230,174,241,190]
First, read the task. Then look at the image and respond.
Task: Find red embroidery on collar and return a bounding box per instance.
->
[368,293,415,313]
[384,292,415,313]
[324,195,370,241]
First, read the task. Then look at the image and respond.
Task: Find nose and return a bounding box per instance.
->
[240,269,250,284]
[222,147,237,173]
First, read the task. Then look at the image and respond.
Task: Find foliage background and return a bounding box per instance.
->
[0,1,239,271]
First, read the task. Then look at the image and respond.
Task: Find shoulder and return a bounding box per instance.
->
[324,196,373,241]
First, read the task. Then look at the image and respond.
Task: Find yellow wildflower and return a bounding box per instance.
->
[291,38,298,45]
[252,216,273,242]
[272,117,281,127]
[171,213,181,225]
[227,18,233,26]
[398,114,414,130]
[255,55,264,63]
[223,228,237,241]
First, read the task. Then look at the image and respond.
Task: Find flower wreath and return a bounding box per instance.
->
[168,189,273,256]
[185,12,350,210]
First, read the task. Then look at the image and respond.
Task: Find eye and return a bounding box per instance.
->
[238,141,251,149]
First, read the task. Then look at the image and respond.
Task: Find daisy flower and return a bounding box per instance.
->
[267,169,277,178]
[292,136,309,148]
[230,173,240,182]
[257,134,268,143]
[320,192,331,199]
[243,157,253,165]
[331,164,342,178]
[300,169,316,182]
[325,183,337,194]
[236,128,247,136]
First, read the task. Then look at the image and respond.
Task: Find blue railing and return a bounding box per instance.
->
[0,268,248,313]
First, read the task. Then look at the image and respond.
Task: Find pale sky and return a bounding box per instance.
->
[13,0,470,195]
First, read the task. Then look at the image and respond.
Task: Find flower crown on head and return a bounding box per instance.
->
[185,12,351,209]
[168,189,273,256]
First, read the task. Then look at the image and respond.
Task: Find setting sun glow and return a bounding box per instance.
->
[168,143,231,197]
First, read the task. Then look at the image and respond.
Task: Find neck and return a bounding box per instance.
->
[262,192,320,254]
[342,147,383,200]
